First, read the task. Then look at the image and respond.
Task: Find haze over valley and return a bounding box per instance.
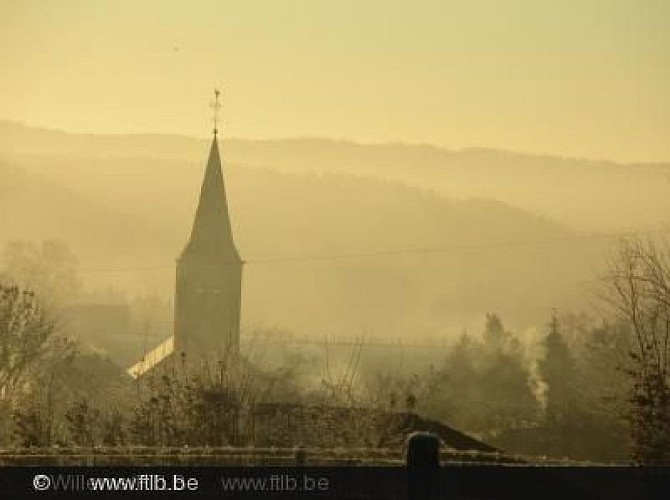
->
[2,121,666,364]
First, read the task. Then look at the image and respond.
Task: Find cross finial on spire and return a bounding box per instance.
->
[210,88,222,136]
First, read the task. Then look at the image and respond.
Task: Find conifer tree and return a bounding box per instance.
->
[538,311,577,426]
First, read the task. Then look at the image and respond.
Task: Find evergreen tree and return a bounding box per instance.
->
[538,311,577,426]
[483,313,509,351]
[426,315,539,435]
[424,333,480,431]
[480,314,538,431]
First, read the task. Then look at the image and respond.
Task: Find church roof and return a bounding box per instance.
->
[180,136,240,262]
[128,335,174,378]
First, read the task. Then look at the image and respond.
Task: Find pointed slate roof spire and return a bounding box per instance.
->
[180,108,240,263]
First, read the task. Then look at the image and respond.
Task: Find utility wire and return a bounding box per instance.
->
[75,226,667,274]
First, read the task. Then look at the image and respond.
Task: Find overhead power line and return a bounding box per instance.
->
[75,226,667,275]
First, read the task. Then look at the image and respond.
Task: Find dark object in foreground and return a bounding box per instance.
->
[406,432,441,499]
[393,412,499,453]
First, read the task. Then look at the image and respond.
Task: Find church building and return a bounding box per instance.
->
[174,133,242,358]
[129,93,242,377]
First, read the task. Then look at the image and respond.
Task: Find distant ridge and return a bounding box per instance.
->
[2,120,669,166]
[2,120,668,232]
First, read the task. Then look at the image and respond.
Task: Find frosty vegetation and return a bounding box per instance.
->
[0,239,668,464]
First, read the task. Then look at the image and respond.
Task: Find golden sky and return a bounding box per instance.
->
[1,0,669,162]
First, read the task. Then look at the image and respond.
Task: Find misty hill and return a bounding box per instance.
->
[2,121,669,232]
[0,163,176,283]
[1,151,606,344]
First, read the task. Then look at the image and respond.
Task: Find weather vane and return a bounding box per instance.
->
[210,88,222,136]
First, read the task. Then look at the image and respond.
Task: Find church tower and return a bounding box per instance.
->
[174,91,242,359]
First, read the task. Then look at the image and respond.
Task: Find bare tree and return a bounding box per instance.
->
[602,239,670,464]
[0,284,76,446]
[0,285,70,401]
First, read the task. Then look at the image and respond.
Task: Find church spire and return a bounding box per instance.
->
[180,90,240,262]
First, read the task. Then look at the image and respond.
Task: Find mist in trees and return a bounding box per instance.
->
[0,271,637,462]
[2,235,669,464]
[1,240,81,308]
[415,314,538,437]
[389,310,635,462]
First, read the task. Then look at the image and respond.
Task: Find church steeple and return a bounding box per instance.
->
[180,134,240,262]
[173,90,243,358]
[129,91,243,375]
